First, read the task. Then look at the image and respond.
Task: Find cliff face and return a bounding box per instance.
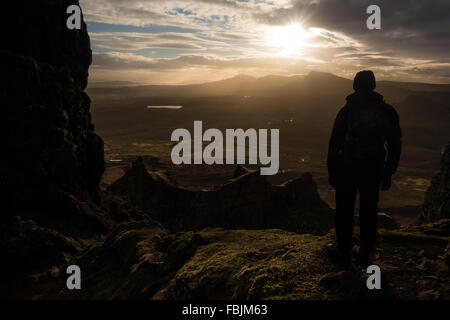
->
[0,1,112,298]
[0,0,105,219]
[422,142,450,221]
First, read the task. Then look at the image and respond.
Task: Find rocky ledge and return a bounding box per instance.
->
[50,218,449,300]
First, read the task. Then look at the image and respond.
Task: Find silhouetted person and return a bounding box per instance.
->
[327,70,401,268]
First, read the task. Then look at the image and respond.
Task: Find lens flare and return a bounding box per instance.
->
[265,23,310,56]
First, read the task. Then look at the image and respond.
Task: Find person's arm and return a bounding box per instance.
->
[384,104,402,176]
[327,106,348,186]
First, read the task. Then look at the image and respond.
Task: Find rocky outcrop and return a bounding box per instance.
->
[109,158,334,235]
[58,221,201,299]
[56,219,449,300]
[422,142,450,221]
[0,0,104,222]
[65,223,335,300]
[0,1,114,298]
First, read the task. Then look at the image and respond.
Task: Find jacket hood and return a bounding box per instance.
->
[346,89,383,103]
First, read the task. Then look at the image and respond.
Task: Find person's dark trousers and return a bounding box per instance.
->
[335,163,382,258]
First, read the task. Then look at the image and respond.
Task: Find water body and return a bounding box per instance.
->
[147,105,183,110]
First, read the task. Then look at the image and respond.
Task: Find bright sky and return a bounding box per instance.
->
[80,0,450,85]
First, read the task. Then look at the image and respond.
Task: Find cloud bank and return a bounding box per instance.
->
[80,0,450,84]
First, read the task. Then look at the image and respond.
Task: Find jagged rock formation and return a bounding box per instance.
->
[0,0,104,222]
[109,158,334,235]
[56,219,449,300]
[422,142,450,221]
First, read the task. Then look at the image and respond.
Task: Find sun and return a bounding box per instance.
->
[265,23,310,56]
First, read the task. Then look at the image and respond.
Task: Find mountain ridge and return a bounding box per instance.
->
[88,71,450,102]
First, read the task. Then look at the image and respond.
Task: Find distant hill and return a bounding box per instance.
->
[88,71,450,102]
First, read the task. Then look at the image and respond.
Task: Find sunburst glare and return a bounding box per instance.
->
[265,23,311,56]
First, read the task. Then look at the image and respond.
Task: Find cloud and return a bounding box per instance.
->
[79,0,275,30]
[80,0,450,84]
[90,32,226,51]
[252,0,450,60]
[92,52,308,71]
[211,32,255,41]
[89,51,309,84]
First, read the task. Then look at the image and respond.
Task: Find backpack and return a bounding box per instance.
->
[341,101,388,165]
